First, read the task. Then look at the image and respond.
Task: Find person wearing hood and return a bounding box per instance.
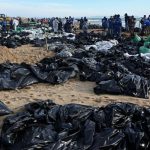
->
[68,17,73,33]
[58,18,63,33]
[128,16,136,36]
[125,13,129,31]
[140,15,147,35]
[82,19,88,34]
[113,15,122,38]
[53,18,59,33]
[143,18,150,35]
[80,17,84,30]
[108,16,114,37]
[102,17,108,31]
[10,18,13,30]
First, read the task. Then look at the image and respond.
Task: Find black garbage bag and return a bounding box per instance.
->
[0,101,12,116]
[30,65,77,84]
[1,100,150,150]
[0,63,39,90]
[94,79,122,95]
[123,56,150,79]
[119,74,149,99]
[34,39,45,47]
[5,40,17,49]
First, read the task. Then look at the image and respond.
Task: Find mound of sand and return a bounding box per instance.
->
[0,45,54,64]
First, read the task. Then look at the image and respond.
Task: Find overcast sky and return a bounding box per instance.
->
[0,0,150,17]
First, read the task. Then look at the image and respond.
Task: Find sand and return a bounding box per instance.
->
[0,45,54,64]
[0,45,149,113]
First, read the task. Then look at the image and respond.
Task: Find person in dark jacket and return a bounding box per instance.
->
[108,16,114,37]
[2,18,7,32]
[58,18,63,33]
[80,17,84,30]
[143,18,150,35]
[128,16,136,36]
[82,19,88,34]
[10,18,13,30]
[102,17,108,31]
[140,15,146,35]
[67,18,73,33]
[113,15,122,38]
[125,13,129,31]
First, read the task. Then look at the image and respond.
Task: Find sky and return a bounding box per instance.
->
[0,0,150,18]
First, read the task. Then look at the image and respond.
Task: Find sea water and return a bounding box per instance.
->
[88,18,141,28]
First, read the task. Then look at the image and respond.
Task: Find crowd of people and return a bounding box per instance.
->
[0,14,150,37]
[0,18,19,32]
[51,17,75,33]
[50,16,88,34]
[102,14,150,38]
[140,15,150,35]
[102,15,122,38]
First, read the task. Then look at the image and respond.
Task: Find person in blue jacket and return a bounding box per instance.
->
[148,15,150,21]
[108,16,114,37]
[143,18,150,35]
[102,17,108,31]
[113,15,122,38]
[2,18,7,32]
[144,19,150,26]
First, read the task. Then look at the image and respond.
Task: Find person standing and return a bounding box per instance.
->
[10,18,13,30]
[108,16,114,37]
[113,15,122,38]
[80,17,84,30]
[64,18,69,32]
[143,17,150,35]
[53,18,59,33]
[128,16,136,36]
[13,18,19,31]
[82,19,88,34]
[102,17,108,31]
[148,15,150,34]
[58,18,63,33]
[125,13,129,31]
[140,15,146,35]
[2,18,7,32]
[148,15,150,22]
[19,17,22,25]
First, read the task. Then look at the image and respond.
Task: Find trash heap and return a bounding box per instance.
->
[0,27,76,48]
[1,100,150,150]
[0,101,12,116]
[0,32,150,98]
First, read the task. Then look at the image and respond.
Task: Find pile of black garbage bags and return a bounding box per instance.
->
[1,100,150,150]
[0,101,12,116]
[0,32,32,48]
[0,33,150,99]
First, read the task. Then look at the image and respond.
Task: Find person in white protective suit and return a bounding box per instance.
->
[53,18,59,33]
[13,18,19,31]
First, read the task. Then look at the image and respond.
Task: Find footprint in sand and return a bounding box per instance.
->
[104,96,109,98]
[85,97,90,99]
[94,99,101,103]
[71,99,76,102]
[6,101,11,104]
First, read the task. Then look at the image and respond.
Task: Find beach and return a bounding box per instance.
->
[0,44,149,112]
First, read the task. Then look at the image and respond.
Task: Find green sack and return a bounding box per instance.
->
[144,36,150,42]
[144,42,150,47]
[132,34,141,43]
[139,46,150,54]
